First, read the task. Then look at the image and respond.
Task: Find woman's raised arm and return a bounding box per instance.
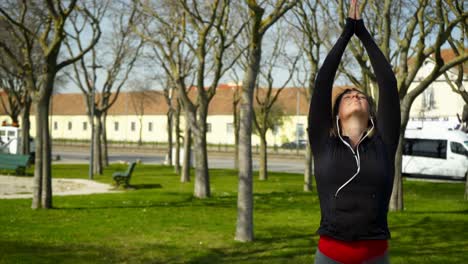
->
[307,18,354,152]
[355,20,400,153]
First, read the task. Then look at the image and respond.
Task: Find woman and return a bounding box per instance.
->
[308,0,400,263]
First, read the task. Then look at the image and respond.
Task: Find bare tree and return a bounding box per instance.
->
[133,0,195,181]
[0,69,23,124]
[0,0,101,209]
[174,100,183,173]
[331,0,468,211]
[0,65,32,156]
[174,0,245,198]
[236,0,298,242]
[161,78,175,167]
[128,81,158,146]
[229,36,248,171]
[65,1,143,175]
[0,7,36,156]
[253,24,299,181]
[135,0,243,198]
[289,0,328,192]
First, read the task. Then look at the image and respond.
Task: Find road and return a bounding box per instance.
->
[52,149,307,174]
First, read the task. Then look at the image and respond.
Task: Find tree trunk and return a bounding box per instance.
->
[304,143,313,192]
[236,101,254,242]
[465,172,468,200]
[236,36,262,242]
[174,106,181,174]
[166,110,173,166]
[234,101,239,170]
[258,131,267,181]
[390,132,404,211]
[20,98,32,155]
[101,113,109,167]
[11,115,19,124]
[32,93,52,209]
[138,115,143,146]
[31,100,43,209]
[93,113,103,175]
[181,124,191,183]
[193,118,210,198]
[40,100,52,208]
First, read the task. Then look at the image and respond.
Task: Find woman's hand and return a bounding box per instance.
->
[348,0,361,20]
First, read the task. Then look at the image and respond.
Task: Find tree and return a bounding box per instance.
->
[253,24,298,181]
[289,0,327,191]
[65,1,143,175]
[136,0,243,198]
[133,0,195,182]
[175,0,244,198]
[229,80,242,171]
[161,78,175,167]
[0,0,101,209]
[332,0,467,211]
[0,10,35,156]
[236,0,298,242]
[129,81,158,146]
[0,69,23,124]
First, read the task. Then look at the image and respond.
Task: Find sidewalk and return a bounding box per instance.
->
[52,142,308,160]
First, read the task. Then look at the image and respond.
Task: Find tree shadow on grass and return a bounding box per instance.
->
[404,209,468,215]
[0,239,121,264]
[1,239,187,264]
[187,227,318,264]
[55,190,316,213]
[130,183,163,190]
[389,216,468,262]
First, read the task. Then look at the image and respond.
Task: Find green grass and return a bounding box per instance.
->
[1,164,467,263]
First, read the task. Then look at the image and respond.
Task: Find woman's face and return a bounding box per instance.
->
[338,90,370,120]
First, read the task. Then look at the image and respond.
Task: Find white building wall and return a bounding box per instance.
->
[2,113,311,146]
[50,115,91,140]
[407,60,466,129]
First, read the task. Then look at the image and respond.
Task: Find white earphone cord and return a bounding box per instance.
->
[334,116,375,197]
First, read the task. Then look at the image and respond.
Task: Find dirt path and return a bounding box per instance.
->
[0,176,119,199]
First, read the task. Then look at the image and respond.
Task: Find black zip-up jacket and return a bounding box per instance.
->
[307,18,400,241]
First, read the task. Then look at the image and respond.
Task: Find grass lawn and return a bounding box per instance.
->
[1,164,467,263]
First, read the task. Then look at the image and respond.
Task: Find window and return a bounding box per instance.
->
[226,123,233,134]
[131,122,136,132]
[206,123,212,133]
[272,125,279,135]
[114,122,119,131]
[68,122,72,131]
[296,123,305,139]
[54,121,58,130]
[148,122,153,132]
[451,142,468,157]
[403,138,447,159]
[83,122,87,131]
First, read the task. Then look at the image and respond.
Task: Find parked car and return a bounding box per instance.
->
[402,128,468,181]
[281,139,308,149]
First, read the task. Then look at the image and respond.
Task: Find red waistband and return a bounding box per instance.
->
[318,235,388,264]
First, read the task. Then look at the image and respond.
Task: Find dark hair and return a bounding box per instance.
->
[330,88,377,137]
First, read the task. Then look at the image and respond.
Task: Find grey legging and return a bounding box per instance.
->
[314,248,390,264]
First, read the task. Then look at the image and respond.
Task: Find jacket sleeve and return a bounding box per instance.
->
[355,19,401,154]
[308,18,354,153]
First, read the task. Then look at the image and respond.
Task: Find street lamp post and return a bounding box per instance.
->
[296,88,300,154]
[89,85,95,180]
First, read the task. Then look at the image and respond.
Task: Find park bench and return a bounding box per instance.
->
[112,162,136,188]
[0,153,31,175]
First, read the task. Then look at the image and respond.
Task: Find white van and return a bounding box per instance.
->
[0,125,35,157]
[402,129,468,180]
